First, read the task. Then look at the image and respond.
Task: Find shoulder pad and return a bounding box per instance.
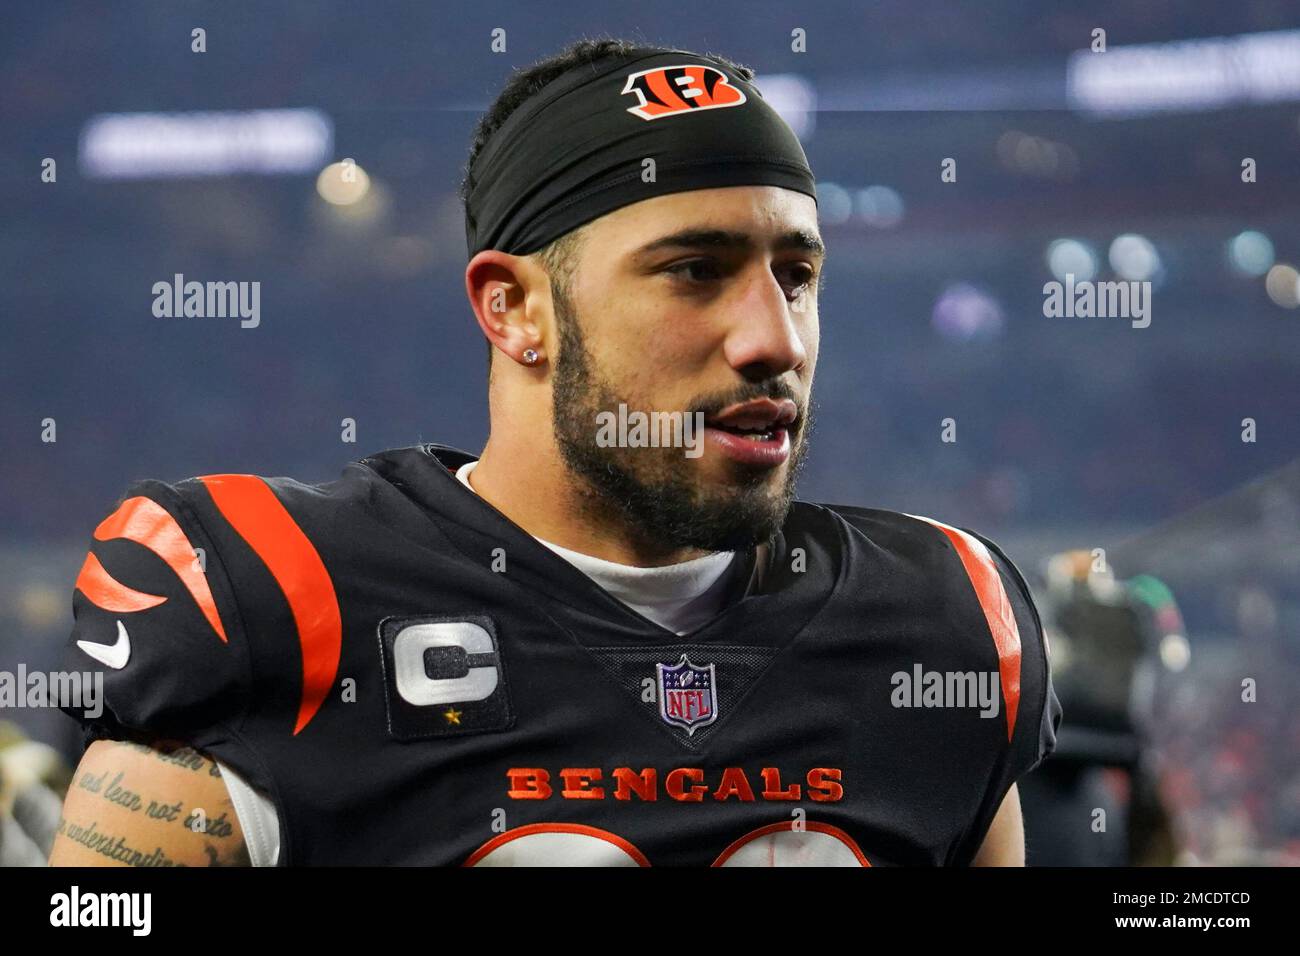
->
[60,479,253,744]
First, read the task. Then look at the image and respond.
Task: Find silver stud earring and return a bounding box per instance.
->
[522,348,540,365]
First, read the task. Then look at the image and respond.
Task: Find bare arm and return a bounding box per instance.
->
[971,782,1024,866]
[48,738,250,867]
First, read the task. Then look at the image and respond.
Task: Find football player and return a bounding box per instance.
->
[50,38,1059,867]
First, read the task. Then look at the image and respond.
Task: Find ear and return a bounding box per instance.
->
[465,250,547,367]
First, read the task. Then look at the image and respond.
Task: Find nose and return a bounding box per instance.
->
[720,264,810,380]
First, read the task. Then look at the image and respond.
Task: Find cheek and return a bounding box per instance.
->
[805,330,819,370]
[604,297,714,367]
[800,309,820,364]
[596,325,709,412]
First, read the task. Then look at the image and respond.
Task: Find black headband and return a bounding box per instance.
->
[464,47,818,258]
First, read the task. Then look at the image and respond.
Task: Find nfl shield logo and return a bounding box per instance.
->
[657,654,718,736]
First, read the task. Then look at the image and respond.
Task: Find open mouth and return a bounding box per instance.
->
[702,398,799,466]
[704,397,799,437]
[708,422,784,442]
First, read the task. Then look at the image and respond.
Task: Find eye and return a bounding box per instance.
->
[664,258,725,283]
[779,263,819,299]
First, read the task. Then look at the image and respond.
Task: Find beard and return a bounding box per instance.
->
[549,280,813,554]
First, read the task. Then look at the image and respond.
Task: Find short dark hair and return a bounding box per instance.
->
[464,37,756,372]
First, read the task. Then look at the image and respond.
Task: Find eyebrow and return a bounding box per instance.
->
[631,228,826,261]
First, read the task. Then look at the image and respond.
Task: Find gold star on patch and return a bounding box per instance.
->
[443,708,462,725]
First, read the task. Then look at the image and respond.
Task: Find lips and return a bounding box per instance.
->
[704,398,798,436]
[703,398,799,468]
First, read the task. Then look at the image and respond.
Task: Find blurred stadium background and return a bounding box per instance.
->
[2,1,1297,865]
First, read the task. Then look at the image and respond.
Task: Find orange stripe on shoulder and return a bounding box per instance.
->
[908,514,1022,742]
[199,475,341,736]
[74,551,167,612]
[93,496,228,642]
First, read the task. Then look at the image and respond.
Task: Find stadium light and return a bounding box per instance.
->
[79,108,333,179]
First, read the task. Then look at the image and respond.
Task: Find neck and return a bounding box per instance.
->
[471,433,714,568]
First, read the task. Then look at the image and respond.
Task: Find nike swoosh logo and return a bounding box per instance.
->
[77,619,132,670]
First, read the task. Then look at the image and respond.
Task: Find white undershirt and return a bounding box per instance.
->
[455,460,737,636]
[223,457,739,865]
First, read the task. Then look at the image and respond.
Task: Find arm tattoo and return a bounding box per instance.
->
[55,815,183,867]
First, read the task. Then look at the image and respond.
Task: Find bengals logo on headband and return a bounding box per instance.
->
[621,64,747,121]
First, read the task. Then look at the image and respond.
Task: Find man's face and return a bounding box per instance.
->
[549,185,822,553]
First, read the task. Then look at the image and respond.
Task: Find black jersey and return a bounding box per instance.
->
[59,443,1060,866]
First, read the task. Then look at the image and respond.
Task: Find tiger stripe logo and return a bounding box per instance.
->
[621,64,747,121]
